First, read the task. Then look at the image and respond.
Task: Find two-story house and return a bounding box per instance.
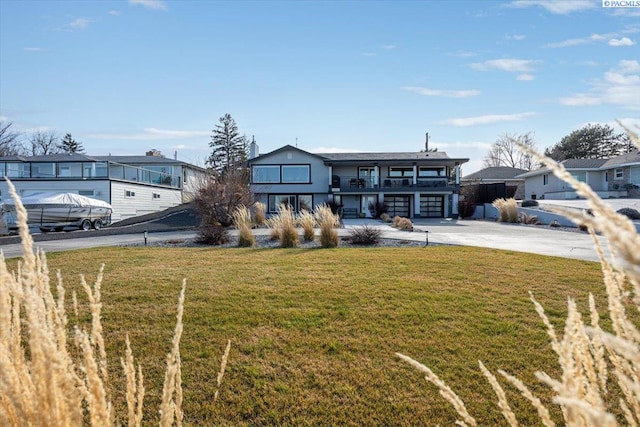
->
[248,144,468,219]
[0,151,209,221]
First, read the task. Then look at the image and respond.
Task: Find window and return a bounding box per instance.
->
[110,164,125,179]
[615,168,624,179]
[418,167,445,177]
[84,162,108,178]
[571,172,586,182]
[389,167,414,177]
[153,193,161,199]
[298,195,313,211]
[31,163,56,178]
[605,172,608,182]
[281,165,310,183]
[78,190,95,196]
[125,190,136,198]
[58,162,83,177]
[6,163,30,178]
[124,166,139,181]
[543,174,549,185]
[268,195,296,212]
[253,165,280,183]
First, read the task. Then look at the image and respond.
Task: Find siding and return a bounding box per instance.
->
[110,181,182,221]
[251,149,329,194]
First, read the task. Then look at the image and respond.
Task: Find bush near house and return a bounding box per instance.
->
[347,225,382,245]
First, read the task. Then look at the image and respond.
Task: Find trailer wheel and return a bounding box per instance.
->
[93,219,103,230]
[80,219,92,231]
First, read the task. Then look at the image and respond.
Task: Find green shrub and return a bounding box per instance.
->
[348,225,382,245]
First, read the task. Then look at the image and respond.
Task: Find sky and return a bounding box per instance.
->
[1,0,639,175]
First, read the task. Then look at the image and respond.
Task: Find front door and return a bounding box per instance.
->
[361,195,377,218]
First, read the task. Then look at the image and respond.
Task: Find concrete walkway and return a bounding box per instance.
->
[0,219,610,263]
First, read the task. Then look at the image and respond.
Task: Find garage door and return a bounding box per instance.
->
[631,166,640,185]
[384,196,410,217]
[420,195,444,218]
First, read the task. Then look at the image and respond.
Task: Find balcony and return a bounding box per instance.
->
[331,176,455,192]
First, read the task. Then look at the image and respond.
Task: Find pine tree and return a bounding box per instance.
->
[206,114,248,174]
[58,133,84,153]
[544,124,630,161]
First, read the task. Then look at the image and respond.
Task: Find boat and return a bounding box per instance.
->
[0,192,113,232]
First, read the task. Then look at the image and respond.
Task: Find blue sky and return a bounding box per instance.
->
[1,0,638,174]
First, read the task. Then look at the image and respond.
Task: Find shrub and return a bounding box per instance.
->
[195,224,230,245]
[325,198,342,216]
[391,216,413,231]
[521,199,539,207]
[380,213,391,223]
[348,225,382,245]
[492,198,519,223]
[315,204,339,248]
[193,169,252,228]
[458,200,476,219]
[277,204,299,248]
[298,210,316,242]
[520,212,541,225]
[368,201,388,219]
[253,201,266,226]
[397,121,640,427]
[232,205,254,247]
[265,215,281,241]
[617,207,640,220]
[314,204,341,228]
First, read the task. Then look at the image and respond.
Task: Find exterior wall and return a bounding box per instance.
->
[0,180,111,204]
[110,181,182,221]
[250,148,329,195]
[181,166,209,202]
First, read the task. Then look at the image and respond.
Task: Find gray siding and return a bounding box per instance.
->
[251,148,329,195]
[110,182,182,221]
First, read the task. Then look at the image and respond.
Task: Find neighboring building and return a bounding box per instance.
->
[248,144,468,219]
[517,152,640,200]
[0,152,209,221]
[462,166,527,200]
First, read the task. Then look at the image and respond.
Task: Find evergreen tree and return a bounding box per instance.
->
[58,133,84,153]
[544,124,631,161]
[206,114,248,174]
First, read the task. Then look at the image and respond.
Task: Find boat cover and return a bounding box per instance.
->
[0,192,112,210]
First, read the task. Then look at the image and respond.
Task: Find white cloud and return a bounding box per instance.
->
[129,0,167,11]
[559,60,640,109]
[544,33,609,48]
[68,18,91,29]
[505,33,526,41]
[441,112,537,127]
[609,37,635,46]
[311,147,363,154]
[87,128,208,140]
[447,51,476,58]
[108,10,120,16]
[23,47,44,51]
[361,52,376,57]
[380,44,396,50]
[0,115,9,122]
[517,74,535,81]
[470,58,538,72]
[508,0,596,14]
[401,86,481,98]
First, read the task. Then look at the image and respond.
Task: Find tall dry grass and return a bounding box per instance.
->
[0,179,229,426]
[297,210,316,242]
[253,202,266,227]
[493,197,519,223]
[397,123,640,426]
[277,204,299,248]
[315,204,339,248]
[231,205,255,247]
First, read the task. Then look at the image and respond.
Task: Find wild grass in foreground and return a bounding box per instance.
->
[13,244,605,425]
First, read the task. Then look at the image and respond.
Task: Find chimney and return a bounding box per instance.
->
[249,135,259,159]
[174,150,177,160]
[425,132,429,152]
[146,149,163,157]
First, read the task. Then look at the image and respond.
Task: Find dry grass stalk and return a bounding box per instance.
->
[232,205,255,247]
[397,123,640,426]
[265,214,282,241]
[253,201,266,226]
[392,217,413,231]
[297,210,316,242]
[213,339,232,404]
[493,198,519,223]
[315,204,339,248]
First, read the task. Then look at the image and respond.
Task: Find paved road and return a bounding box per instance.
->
[0,218,610,262]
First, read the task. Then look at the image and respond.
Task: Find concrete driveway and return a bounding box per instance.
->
[0,219,609,263]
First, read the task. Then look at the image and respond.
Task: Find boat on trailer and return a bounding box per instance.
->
[0,192,113,232]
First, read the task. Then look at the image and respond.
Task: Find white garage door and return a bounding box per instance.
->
[631,166,640,185]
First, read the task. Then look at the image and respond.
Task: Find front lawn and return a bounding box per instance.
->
[31,246,603,426]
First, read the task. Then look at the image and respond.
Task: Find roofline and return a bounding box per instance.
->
[249,145,327,163]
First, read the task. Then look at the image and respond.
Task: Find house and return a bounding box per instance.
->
[517,151,640,200]
[0,152,209,222]
[461,166,527,200]
[248,144,468,219]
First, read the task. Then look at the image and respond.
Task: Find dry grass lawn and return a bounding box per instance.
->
[20,246,605,426]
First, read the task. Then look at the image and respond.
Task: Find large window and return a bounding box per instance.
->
[298,195,313,211]
[58,162,83,177]
[31,163,56,178]
[6,163,30,178]
[253,166,280,183]
[571,171,587,182]
[83,162,109,178]
[389,167,414,177]
[268,194,313,213]
[282,165,310,183]
[418,167,445,177]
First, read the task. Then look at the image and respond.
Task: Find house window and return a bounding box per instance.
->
[153,193,161,199]
[605,172,608,182]
[298,195,313,211]
[543,174,548,185]
[58,162,83,177]
[389,167,414,177]
[615,168,623,179]
[79,190,95,197]
[418,167,445,177]
[125,190,136,198]
[571,172,586,182]
[6,163,30,178]
[31,163,56,178]
[252,165,280,183]
[281,165,310,183]
[268,195,296,212]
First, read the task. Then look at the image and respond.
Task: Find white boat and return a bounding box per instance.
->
[0,192,113,232]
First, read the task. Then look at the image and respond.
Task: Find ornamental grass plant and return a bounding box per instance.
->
[277,204,299,248]
[253,201,266,226]
[314,204,339,248]
[231,205,255,247]
[397,123,640,427]
[297,210,316,242]
[493,198,519,223]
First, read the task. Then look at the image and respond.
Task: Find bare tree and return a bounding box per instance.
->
[483,132,537,170]
[28,130,61,155]
[0,122,24,156]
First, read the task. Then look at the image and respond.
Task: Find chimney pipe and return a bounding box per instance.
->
[425,132,429,151]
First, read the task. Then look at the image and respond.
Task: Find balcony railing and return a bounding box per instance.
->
[331,176,453,192]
